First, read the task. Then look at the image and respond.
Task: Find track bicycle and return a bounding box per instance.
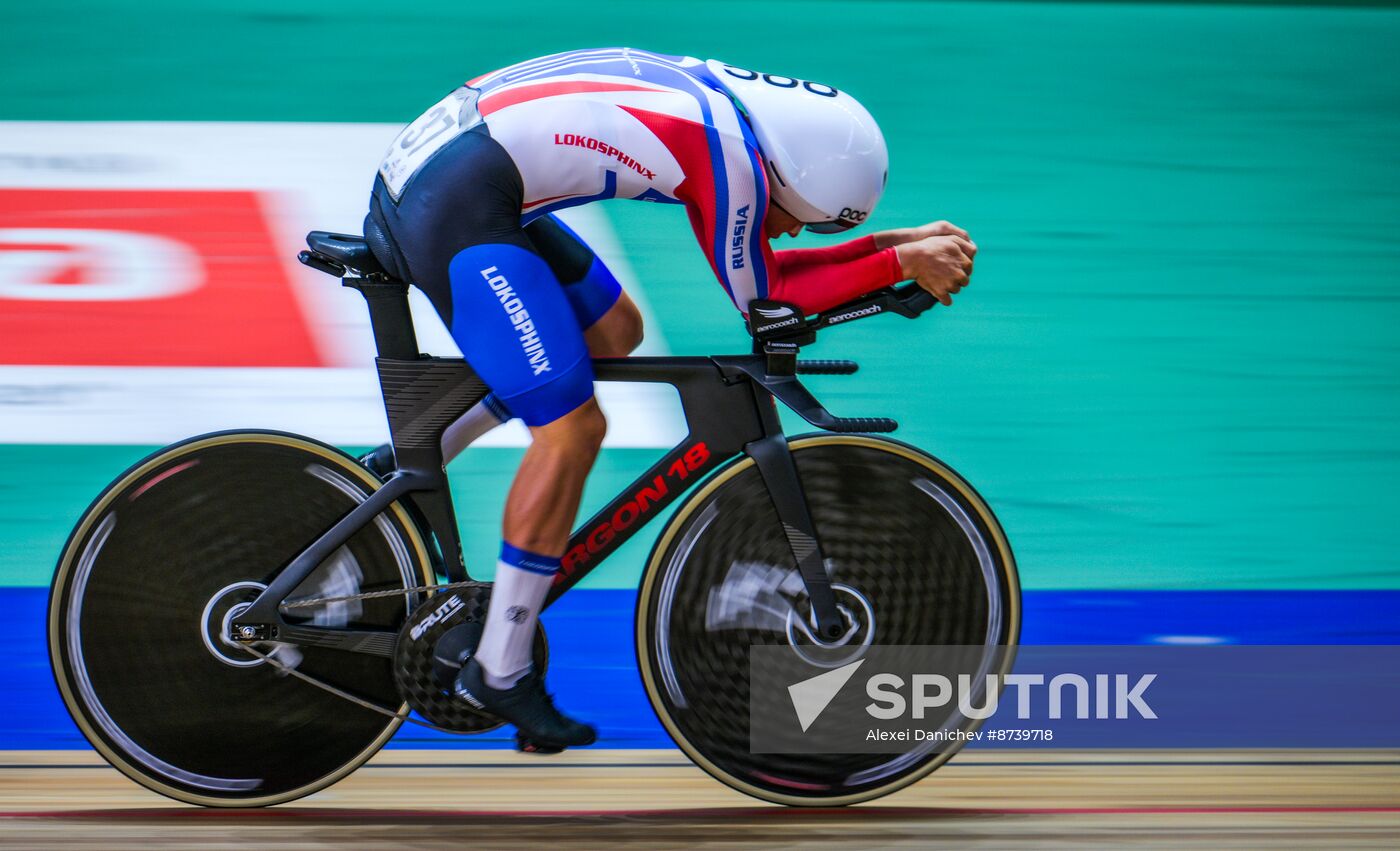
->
[49,230,1019,807]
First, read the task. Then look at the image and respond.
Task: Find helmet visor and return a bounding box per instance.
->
[804,219,857,235]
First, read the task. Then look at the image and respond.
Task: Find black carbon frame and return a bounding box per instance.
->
[545,357,763,603]
[233,272,934,651]
[233,352,848,649]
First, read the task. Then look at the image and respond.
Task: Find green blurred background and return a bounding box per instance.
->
[2,0,1399,593]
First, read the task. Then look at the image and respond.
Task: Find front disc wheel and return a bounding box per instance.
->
[637,434,1020,806]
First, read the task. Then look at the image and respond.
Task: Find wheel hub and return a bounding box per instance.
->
[786,581,875,668]
[200,581,269,668]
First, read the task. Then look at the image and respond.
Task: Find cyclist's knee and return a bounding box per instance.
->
[530,397,607,458]
[586,292,644,358]
[567,399,608,452]
[614,293,645,354]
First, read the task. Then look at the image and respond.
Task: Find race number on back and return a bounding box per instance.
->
[378,87,483,201]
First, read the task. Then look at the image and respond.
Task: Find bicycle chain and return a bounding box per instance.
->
[254,578,489,734]
[279,578,479,609]
[240,641,468,735]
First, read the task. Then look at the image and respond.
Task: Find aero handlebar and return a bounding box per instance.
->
[747,281,936,345]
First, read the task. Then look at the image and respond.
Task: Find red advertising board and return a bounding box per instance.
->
[0,188,323,366]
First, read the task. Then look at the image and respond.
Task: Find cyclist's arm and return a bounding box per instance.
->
[762,221,979,312]
[762,237,904,314]
[676,128,901,314]
[871,220,973,249]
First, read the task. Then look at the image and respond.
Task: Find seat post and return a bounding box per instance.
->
[343,278,420,360]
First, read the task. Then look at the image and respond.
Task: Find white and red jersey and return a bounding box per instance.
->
[458,48,903,313]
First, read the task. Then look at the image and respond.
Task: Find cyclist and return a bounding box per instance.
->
[362,47,977,751]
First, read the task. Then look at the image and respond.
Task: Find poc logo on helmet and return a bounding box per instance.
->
[839,207,869,224]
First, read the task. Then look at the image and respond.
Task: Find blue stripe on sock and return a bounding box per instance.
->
[500,541,561,575]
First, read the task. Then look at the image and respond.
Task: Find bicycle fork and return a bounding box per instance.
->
[744,388,848,642]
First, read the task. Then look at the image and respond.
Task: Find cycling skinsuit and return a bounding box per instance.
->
[365,47,903,426]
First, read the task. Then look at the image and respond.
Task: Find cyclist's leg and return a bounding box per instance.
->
[438,387,511,460]
[369,129,603,705]
[438,214,641,460]
[442,243,603,690]
[584,290,644,357]
[525,214,644,358]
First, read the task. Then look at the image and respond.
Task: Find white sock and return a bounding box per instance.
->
[441,394,510,463]
[473,544,560,690]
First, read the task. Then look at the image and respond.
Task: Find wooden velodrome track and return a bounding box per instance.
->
[2,749,1397,848]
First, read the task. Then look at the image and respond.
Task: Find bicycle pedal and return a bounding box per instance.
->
[515,735,567,755]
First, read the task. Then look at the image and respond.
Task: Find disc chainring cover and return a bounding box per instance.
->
[393,583,546,733]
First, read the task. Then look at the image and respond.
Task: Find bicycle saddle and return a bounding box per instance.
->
[304,231,388,277]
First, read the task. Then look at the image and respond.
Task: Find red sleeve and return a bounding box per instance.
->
[763,235,905,314]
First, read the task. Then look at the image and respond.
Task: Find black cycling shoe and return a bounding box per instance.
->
[453,658,597,750]
[358,443,395,480]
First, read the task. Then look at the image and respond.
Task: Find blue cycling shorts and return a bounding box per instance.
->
[365,126,622,426]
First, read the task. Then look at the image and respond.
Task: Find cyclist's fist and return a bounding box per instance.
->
[906,220,972,243]
[874,220,972,247]
[894,233,976,306]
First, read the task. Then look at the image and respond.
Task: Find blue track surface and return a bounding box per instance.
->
[11,587,1400,750]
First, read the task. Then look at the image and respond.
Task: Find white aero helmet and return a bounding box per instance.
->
[707,59,888,234]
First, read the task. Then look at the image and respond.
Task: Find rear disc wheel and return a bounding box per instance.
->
[48,431,433,807]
